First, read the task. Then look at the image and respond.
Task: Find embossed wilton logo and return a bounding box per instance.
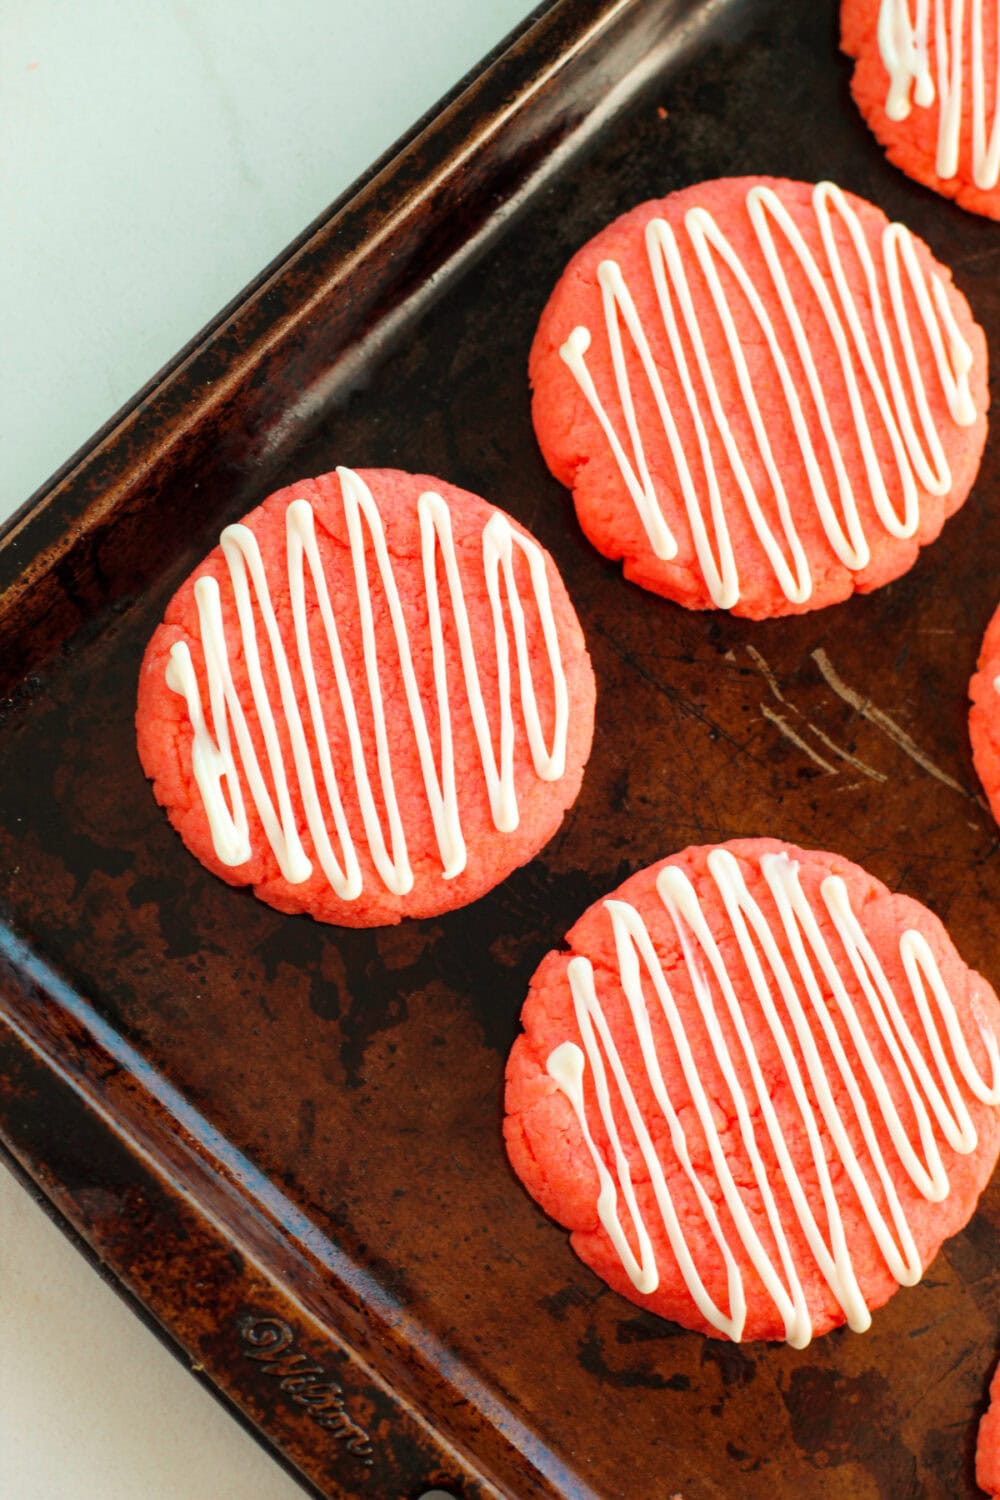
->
[239,1314,374,1465]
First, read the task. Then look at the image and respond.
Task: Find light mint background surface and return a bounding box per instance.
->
[2,0,533,515]
[0,2,534,1496]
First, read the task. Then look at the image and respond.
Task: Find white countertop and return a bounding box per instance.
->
[0,2,533,1494]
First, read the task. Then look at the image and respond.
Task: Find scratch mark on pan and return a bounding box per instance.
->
[760,705,838,774]
[805,722,887,782]
[748,645,886,782]
[811,649,985,807]
[745,644,787,704]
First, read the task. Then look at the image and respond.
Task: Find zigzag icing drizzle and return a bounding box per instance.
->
[559,181,976,607]
[165,467,569,900]
[546,849,1000,1347]
[879,0,1000,189]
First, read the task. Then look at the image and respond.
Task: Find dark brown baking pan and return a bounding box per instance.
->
[4,0,1000,1495]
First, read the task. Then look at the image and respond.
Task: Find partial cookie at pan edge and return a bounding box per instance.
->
[969,599,1000,828]
[979,1357,1000,1498]
[842,0,1000,220]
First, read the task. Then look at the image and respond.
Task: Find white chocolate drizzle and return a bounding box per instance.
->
[164,467,569,899]
[879,0,1000,189]
[559,181,976,607]
[545,849,1000,1346]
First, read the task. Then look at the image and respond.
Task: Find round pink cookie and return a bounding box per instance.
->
[504,837,1000,1343]
[529,175,988,619]
[137,467,596,927]
[842,0,1000,221]
[969,601,1000,825]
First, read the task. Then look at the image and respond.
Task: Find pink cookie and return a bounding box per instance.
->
[137,467,596,927]
[505,837,1000,1343]
[530,176,988,618]
[979,1356,1000,1496]
[979,1357,1000,1495]
[970,600,1000,827]
[843,0,1000,220]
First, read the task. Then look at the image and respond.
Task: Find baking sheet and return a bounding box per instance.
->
[3,0,1000,1495]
